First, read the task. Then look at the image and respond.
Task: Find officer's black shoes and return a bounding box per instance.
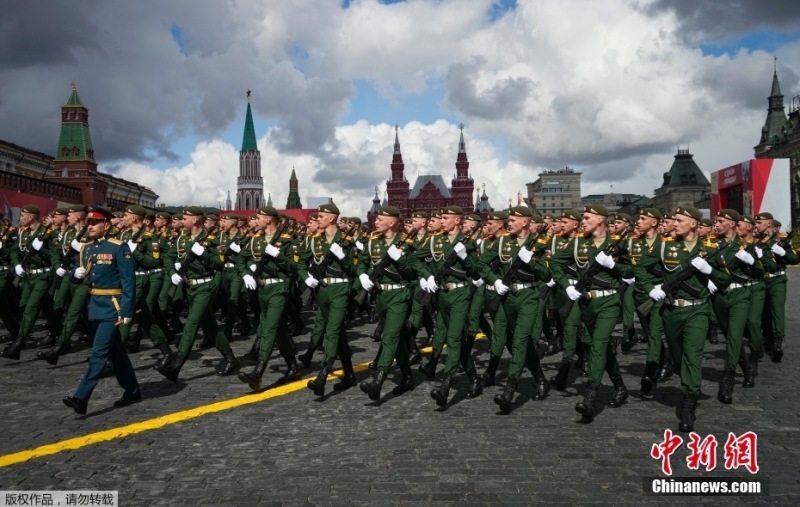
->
[493,379,517,414]
[307,367,330,397]
[772,334,784,363]
[216,349,240,376]
[466,372,483,399]
[640,362,659,397]
[38,334,57,348]
[739,354,755,388]
[607,376,628,408]
[532,366,550,400]
[657,357,674,382]
[63,396,88,415]
[717,369,735,404]
[238,360,267,391]
[156,353,186,383]
[276,358,302,385]
[298,346,315,368]
[480,356,500,387]
[575,384,598,422]
[359,370,386,401]
[113,390,142,408]
[550,362,571,391]
[392,366,415,396]
[430,374,453,407]
[0,338,24,360]
[678,393,698,432]
[418,352,440,380]
[154,345,176,370]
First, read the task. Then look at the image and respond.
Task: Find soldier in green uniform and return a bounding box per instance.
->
[550,205,633,422]
[357,206,419,400]
[479,206,551,413]
[156,207,239,382]
[635,206,729,431]
[1,205,59,360]
[144,211,173,342]
[711,209,764,404]
[296,213,325,367]
[62,206,141,415]
[216,212,249,343]
[0,212,20,341]
[737,215,767,383]
[300,203,359,397]
[406,211,436,363]
[237,206,302,390]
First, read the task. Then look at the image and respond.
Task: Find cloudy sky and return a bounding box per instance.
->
[2,0,799,217]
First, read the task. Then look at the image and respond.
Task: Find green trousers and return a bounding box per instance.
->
[763,275,787,338]
[57,281,89,347]
[315,281,352,368]
[578,293,621,387]
[744,281,765,357]
[556,288,584,364]
[633,289,665,364]
[497,287,540,381]
[255,280,294,362]
[620,283,635,328]
[466,284,485,337]
[661,302,709,395]
[176,280,230,357]
[712,286,751,370]
[17,273,52,340]
[0,270,20,337]
[375,287,412,372]
[485,289,510,359]
[434,285,474,377]
[120,275,167,347]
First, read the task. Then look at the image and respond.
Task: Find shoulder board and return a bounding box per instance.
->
[663,237,674,242]
[370,233,382,240]
[703,239,719,249]
[610,234,621,240]
[108,238,123,245]
[280,233,292,239]
[779,233,788,240]
[574,233,584,238]
[501,232,512,237]
[143,231,154,238]
[536,236,550,245]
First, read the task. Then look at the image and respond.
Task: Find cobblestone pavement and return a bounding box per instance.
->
[0,272,798,505]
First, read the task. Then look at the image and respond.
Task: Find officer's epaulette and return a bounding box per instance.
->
[280,233,292,240]
[108,238,123,245]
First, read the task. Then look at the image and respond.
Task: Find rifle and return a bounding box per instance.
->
[299,224,356,305]
[485,230,546,314]
[778,229,796,250]
[53,226,89,293]
[352,228,417,307]
[250,220,291,285]
[12,229,48,288]
[636,238,727,318]
[558,229,630,318]
[167,230,209,299]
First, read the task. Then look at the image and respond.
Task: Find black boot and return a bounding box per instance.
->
[238,360,267,391]
[607,375,629,408]
[678,393,698,432]
[707,323,719,345]
[392,365,415,395]
[38,334,57,348]
[772,334,784,363]
[126,326,143,353]
[466,371,484,399]
[0,337,25,360]
[243,339,260,362]
[307,366,330,396]
[298,343,316,367]
[36,341,71,366]
[657,356,674,382]
[532,364,550,400]
[640,361,660,397]
[550,361,571,391]
[739,353,755,388]
[430,374,453,407]
[717,368,735,404]
[575,383,598,421]
[493,378,517,414]
[156,353,187,383]
[480,355,500,387]
[359,370,386,401]
[154,344,176,370]
[620,327,634,354]
[749,352,759,380]
[276,357,302,385]
[333,356,357,391]
[368,343,383,370]
[418,351,440,380]
[216,348,240,376]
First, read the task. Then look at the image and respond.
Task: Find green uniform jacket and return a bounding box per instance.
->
[356,232,417,283]
[10,224,59,271]
[236,230,296,280]
[550,232,634,291]
[477,233,550,285]
[297,230,356,281]
[163,231,222,279]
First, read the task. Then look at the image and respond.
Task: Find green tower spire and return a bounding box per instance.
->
[241,89,258,152]
[55,81,96,162]
[286,167,302,209]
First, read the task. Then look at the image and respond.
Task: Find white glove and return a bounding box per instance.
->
[122,317,132,325]
[566,286,582,301]
[264,244,280,258]
[71,239,82,252]
[649,285,666,301]
[359,273,374,291]
[596,251,615,269]
[772,243,786,257]
[387,244,402,261]
[0,241,2,249]
[171,273,183,285]
[472,278,485,288]
[329,243,345,260]
[174,262,182,272]
[426,275,438,292]
[31,237,43,251]
[305,275,319,288]
[56,267,67,277]
[249,264,257,273]
[691,256,712,275]
[493,279,509,295]
[243,274,257,290]
[14,265,25,277]
[229,242,241,253]
[191,242,205,256]
[419,278,429,292]
[517,247,533,263]
[453,242,467,260]
[546,279,556,288]
[735,249,754,265]
[355,240,364,251]
[127,241,137,253]
[754,246,762,259]
[73,267,86,279]
[622,277,635,285]
[707,280,718,295]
